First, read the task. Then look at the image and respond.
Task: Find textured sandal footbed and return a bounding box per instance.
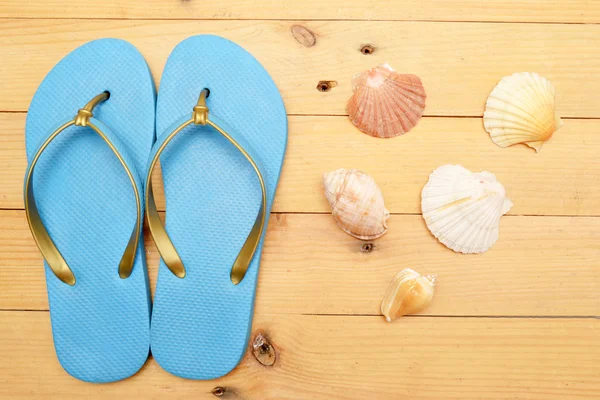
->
[151,35,287,380]
[25,39,155,383]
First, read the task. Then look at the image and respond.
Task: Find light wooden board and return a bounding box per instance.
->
[2,210,598,316]
[1,1,599,398]
[0,0,599,23]
[1,19,600,117]
[0,311,597,400]
[3,114,600,215]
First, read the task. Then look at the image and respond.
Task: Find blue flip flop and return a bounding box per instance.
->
[24,39,155,382]
[147,35,287,379]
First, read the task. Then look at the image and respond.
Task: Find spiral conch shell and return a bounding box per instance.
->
[381,268,435,322]
[421,165,513,254]
[323,169,390,240]
[484,72,563,152]
[347,63,426,138]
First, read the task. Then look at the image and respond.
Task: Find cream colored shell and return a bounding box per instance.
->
[381,268,435,322]
[421,165,513,254]
[484,72,563,152]
[323,168,390,240]
[347,63,426,138]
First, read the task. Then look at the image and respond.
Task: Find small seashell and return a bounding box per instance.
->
[381,268,435,322]
[484,72,563,152]
[323,168,390,240]
[347,63,426,138]
[421,165,513,254]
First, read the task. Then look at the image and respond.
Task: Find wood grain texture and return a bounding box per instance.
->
[0,0,598,23]
[3,114,599,215]
[1,19,600,116]
[2,2,599,398]
[2,210,598,316]
[0,311,597,400]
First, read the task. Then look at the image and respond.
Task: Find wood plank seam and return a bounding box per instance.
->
[1,16,599,25]
[0,310,597,318]
[4,110,600,120]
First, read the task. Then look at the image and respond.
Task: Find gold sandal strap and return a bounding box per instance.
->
[146,89,267,285]
[24,92,143,285]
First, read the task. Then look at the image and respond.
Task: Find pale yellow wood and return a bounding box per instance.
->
[0,0,599,23]
[0,311,597,399]
[2,3,599,398]
[1,20,599,117]
[4,113,599,215]
[2,210,598,316]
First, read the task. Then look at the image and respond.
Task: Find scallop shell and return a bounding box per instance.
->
[381,268,435,322]
[421,165,513,254]
[347,63,426,138]
[323,168,390,240]
[484,72,563,152]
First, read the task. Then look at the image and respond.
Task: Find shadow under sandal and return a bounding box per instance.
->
[148,35,288,379]
[24,39,155,383]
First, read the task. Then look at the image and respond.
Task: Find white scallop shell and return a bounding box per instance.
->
[421,165,513,254]
[484,72,563,152]
[323,168,390,240]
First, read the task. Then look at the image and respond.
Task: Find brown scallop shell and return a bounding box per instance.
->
[347,64,426,138]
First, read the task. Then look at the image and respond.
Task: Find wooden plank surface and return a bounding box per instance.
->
[2,210,598,316]
[0,0,599,23]
[1,19,600,117]
[3,114,600,215]
[0,311,597,400]
[1,1,599,398]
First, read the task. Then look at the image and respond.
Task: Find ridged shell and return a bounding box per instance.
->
[347,63,426,138]
[323,168,390,240]
[381,268,436,323]
[421,165,513,254]
[484,72,563,152]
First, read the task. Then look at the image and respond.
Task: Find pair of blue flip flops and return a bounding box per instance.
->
[24,36,287,382]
